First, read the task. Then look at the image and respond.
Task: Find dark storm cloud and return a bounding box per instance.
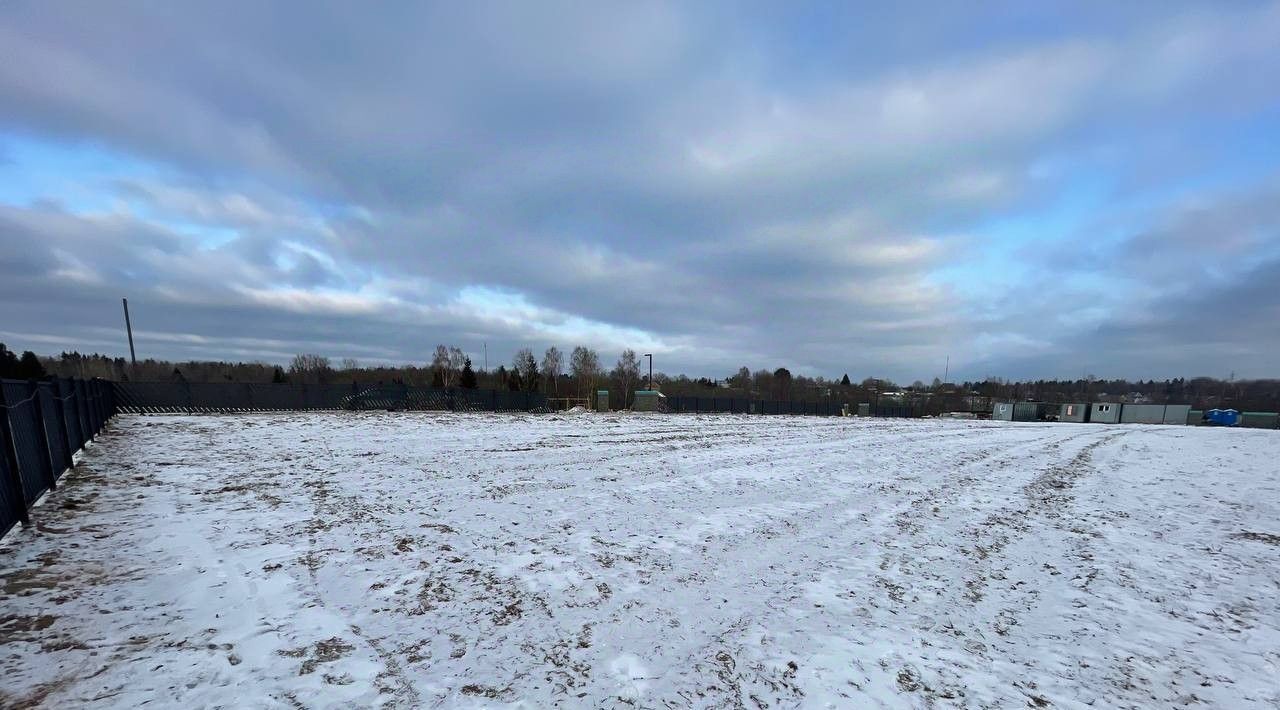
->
[2,1,1279,379]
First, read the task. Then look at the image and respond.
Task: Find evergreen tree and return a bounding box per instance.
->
[459,357,478,389]
[17,351,46,379]
[0,343,21,378]
[272,366,287,383]
[431,368,444,388]
[508,369,522,391]
[841,373,852,387]
[522,351,540,392]
[773,367,793,399]
[513,348,541,392]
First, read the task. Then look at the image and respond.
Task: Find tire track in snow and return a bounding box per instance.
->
[292,438,423,707]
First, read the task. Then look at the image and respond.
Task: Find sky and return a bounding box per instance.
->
[2,1,1278,383]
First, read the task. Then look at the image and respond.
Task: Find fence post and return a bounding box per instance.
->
[0,388,31,526]
[27,381,58,491]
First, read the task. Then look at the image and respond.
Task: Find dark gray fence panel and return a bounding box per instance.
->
[249,383,304,410]
[88,380,103,433]
[113,381,550,414]
[57,378,84,450]
[2,381,53,505]
[73,379,90,445]
[0,377,116,540]
[0,408,25,537]
[36,383,70,480]
[659,393,851,416]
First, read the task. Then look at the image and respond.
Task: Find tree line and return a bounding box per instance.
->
[0,343,48,380]
[966,376,1280,412]
[13,342,1279,411]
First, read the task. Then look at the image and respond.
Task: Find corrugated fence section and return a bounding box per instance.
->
[113,382,890,418]
[112,381,550,414]
[662,396,918,417]
[1,377,116,540]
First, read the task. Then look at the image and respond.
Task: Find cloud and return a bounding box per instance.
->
[1,2,1278,380]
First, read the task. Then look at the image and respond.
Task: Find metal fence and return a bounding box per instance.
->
[1,377,116,539]
[113,381,927,418]
[661,395,967,418]
[112,381,549,413]
[661,395,923,417]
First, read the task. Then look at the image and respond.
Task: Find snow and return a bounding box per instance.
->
[1,412,1278,708]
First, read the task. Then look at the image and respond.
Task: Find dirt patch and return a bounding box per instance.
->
[295,637,356,675]
[492,600,523,626]
[0,614,57,641]
[1231,531,1280,545]
[461,683,511,698]
[208,484,253,494]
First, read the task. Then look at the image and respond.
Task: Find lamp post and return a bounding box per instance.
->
[644,353,652,390]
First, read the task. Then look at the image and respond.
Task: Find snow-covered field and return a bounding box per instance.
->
[1,413,1278,708]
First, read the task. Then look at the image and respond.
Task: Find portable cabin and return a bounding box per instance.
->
[994,402,1045,422]
[1090,402,1120,424]
[857,403,871,417]
[596,389,610,412]
[1059,403,1090,423]
[632,390,666,412]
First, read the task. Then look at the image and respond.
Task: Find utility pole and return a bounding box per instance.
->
[483,342,488,373]
[122,298,137,370]
[644,353,653,390]
[943,355,949,385]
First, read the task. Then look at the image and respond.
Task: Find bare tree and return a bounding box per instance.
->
[339,358,360,372]
[432,344,457,387]
[449,346,466,384]
[570,346,600,400]
[513,348,540,392]
[288,353,332,384]
[613,349,640,408]
[541,346,563,394]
